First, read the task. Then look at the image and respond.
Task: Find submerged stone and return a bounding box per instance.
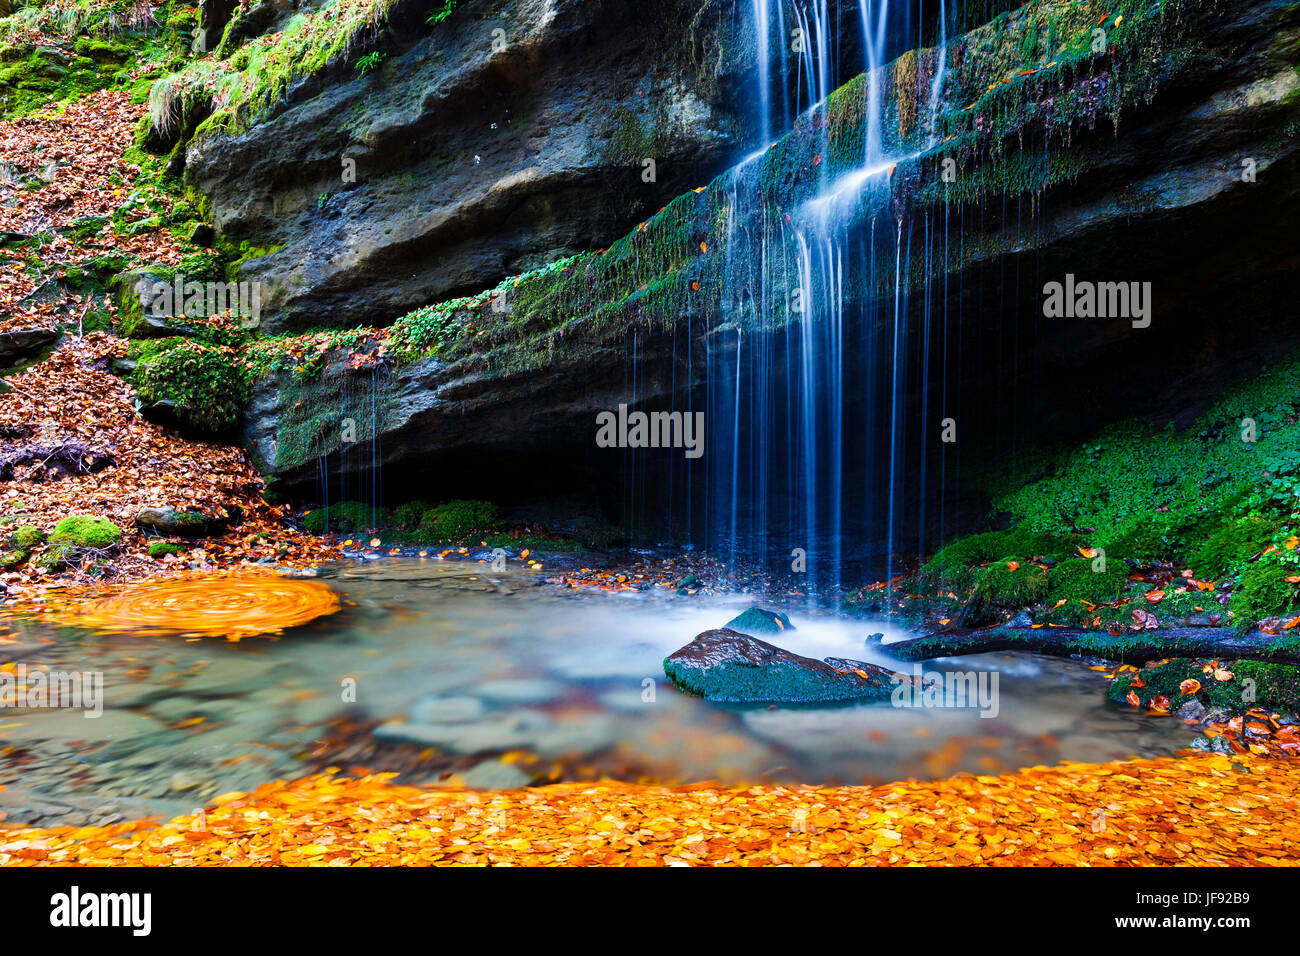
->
[663,628,895,704]
[724,607,795,635]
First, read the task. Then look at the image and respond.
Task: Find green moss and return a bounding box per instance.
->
[302,501,387,535]
[391,500,432,530]
[417,500,501,543]
[920,530,1013,592]
[724,607,795,636]
[1191,517,1277,580]
[147,540,185,558]
[985,349,1300,581]
[968,558,1048,623]
[41,515,122,569]
[144,0,439,144]
[129,338,251,433]
[0,524,44,569]
[921,526,1071,593]
[50,515,121,549]
[1108,658,1300,716]
[9,525,45,551]
[1041,557,1130,626]
[1230,557,1300,630]
[1047,557,1128,603]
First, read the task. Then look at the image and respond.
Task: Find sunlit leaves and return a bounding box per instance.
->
[3,754,1299,866]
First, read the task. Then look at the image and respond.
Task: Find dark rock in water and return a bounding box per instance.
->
[135,506,234,539]
[663,628,896,704]
[0,328,57,364]
[724,607,795,635]
[675,574,702,596]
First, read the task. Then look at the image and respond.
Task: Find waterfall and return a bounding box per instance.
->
[705,0,952,593]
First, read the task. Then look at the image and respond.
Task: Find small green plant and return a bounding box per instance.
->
[354,51,386,75]
[317,192,328,209]
[426,1,460,26]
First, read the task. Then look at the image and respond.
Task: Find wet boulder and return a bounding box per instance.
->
[723,606,795,635]
[663,628,896,704]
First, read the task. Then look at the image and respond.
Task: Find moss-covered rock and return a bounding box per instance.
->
[723,607,795,636]
[40,515,122,570]
[129,338,251,434]
[390,500,431,530]
[921,526,1071,594]
[1040,557,1131,625]
[663,628,896,704]
[964,557,1048,625]
[147,541,186,558]
[302,501,387,535]
[417,500,500,543]
[1108,658,1300,717]
[0,524,44,569]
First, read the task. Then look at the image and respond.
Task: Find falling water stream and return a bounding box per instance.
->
[704,0,952,591]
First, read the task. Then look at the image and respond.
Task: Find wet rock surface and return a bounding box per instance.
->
[189,0,760,333]
[663,628,897,704]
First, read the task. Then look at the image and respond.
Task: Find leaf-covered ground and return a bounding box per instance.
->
[0,81,344,597]
[0,328,344,598]
[1,754,1297,866]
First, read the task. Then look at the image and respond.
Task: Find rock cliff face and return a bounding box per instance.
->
[183,0,769,332]
[238,0,1300,517]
